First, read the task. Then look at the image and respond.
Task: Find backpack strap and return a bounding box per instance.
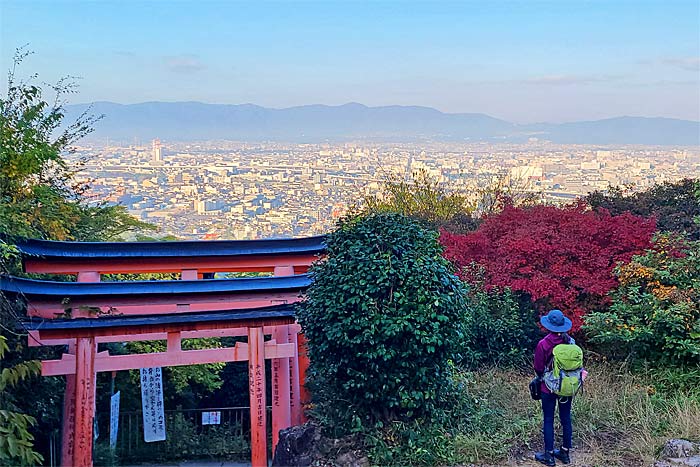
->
[545,352,554,373]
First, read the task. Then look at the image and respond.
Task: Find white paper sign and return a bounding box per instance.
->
[110,391,120,448]
[140,367,166,442]
[202,411,221,425]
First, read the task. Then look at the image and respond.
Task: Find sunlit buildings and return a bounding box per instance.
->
[70,141,700,240]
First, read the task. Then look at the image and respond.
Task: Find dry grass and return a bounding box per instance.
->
[359,363,699,466]
[454,362,700,467]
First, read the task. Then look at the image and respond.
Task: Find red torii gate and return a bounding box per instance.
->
[2,236,325,467]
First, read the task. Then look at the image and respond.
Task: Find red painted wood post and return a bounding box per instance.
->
[61,271,99,466]
[73,336,96,467]
[297,333,311,424]
[167,332,182,352]
[181,269,198,280]
[60,341,76,467]
[273,265,303,427]
[289,330,302,425]
[248,326,267,467]
[78,271,100,282]
[273,265,294,276]
[271,325,291,452]
[272,265,294,448]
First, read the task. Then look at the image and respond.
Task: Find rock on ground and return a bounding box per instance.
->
[272,422,369,467]
[272,423,319,467]
[654,439,700,467]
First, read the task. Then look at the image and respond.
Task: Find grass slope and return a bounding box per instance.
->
[352,362,700,467]
[452,362,700,467]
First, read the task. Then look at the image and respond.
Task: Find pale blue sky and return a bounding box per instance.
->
[1,0,699,123]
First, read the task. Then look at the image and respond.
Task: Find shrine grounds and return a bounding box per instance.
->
[97,360,700,467]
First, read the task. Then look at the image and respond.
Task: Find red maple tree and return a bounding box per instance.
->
[440,202,656,329]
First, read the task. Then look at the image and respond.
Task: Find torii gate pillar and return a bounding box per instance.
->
[272,325,291,450]
[73,337,96,467]
[248,326,267,467]
[62,271,99,467]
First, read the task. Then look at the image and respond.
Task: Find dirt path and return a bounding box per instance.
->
[465,448,649,467]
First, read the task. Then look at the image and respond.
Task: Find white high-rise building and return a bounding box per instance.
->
[152,139,162,162]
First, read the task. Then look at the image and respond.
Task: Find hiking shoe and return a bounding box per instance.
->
[535,451,556,467]
[553,448,571,464]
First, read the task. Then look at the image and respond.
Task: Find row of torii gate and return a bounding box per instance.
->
[0,235,328,467]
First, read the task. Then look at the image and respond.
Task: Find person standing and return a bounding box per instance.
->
[534,309,575,466]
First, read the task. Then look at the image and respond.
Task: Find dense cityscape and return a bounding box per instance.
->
[73,140,700,240]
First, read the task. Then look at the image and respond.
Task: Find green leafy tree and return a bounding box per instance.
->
[460,267,540,367]
[0,336,42,466]
[587,178,700,240]
[0,240,63,466]
[297,212,470,432]
[472,171,542,218]
[362,169,476,232]
[0,244,42,465]
[0,49,154,241]
[584,235,700,365]
[0,50,155,461]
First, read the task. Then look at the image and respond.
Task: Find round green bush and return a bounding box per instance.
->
[297,212,470,429]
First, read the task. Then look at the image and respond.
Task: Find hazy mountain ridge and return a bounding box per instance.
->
[66,102,700,145]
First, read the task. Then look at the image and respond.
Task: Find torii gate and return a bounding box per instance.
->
[1,236,325,467]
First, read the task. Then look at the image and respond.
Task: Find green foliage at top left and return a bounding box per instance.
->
[0,50,154,463]
[0,49,154,242]
[0,335,42,466]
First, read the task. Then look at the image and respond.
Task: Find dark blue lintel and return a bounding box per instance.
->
[0,274,311,298]
[22,304,298,331]
[13,235,326,259]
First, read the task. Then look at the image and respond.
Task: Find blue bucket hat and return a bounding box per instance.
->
[540,309,572,333]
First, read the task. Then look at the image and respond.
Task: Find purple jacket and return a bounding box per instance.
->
[534,332,570,394]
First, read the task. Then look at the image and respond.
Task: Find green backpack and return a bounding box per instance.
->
[543,343,584,397]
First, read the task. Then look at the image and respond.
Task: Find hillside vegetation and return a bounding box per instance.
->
[295,176,700,466]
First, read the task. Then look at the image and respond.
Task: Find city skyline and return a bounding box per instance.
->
[1,0,699,124]
[74,140,700,240]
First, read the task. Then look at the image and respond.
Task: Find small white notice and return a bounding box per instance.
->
[140,367,166,442]
[202,411,221,425]
[110,391,120,448]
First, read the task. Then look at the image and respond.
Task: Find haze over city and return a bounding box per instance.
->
[1,1,699,240]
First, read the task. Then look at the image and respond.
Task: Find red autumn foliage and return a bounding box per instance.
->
[440,202,656,330]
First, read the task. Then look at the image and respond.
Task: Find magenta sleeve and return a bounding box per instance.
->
[533,341,546,376]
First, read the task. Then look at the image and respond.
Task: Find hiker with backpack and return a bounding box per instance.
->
[533,309,585,466]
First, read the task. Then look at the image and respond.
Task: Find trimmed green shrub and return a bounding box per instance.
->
[298,213,470,431]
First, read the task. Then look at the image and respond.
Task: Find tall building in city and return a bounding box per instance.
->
[152,139,162,162]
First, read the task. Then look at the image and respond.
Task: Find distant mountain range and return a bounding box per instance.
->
[65,101,700,146]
